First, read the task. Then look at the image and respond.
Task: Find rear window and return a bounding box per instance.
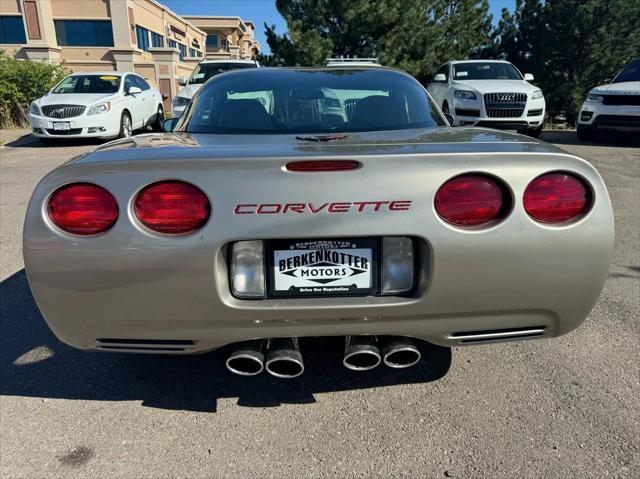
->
[52,75,121,94]
[179,69,445,134]
[189,62,257,85]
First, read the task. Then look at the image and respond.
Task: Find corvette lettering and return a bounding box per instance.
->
[234,200,412,214]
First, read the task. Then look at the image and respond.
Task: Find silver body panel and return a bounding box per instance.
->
[23,127,614,353]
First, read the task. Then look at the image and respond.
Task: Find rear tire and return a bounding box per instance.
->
[577,124,595,141]
[152,104,164,132]
[118,111,133,139]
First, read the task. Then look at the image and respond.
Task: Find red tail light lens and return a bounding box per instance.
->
[286,160,360,172]
[134,181,210,234]
[435,175,506,226]
[48,183,118,235]
[524,173,590,223]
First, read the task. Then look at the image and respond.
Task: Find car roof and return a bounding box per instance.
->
[69,71,128,77]
[198,59,257,65]
[448,59,512,65]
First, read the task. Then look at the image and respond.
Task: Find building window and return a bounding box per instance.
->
[205,35,218,48]
[0,16,27,44]
[54,20,113,46]
[169,39,186,61]
[189,48,201,58]
[135,25,149,51]
[151,31,164,48]
[136,25,164,50]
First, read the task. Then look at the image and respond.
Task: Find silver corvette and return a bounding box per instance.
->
[23,67,614,378]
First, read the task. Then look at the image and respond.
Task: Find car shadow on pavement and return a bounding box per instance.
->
[540,130,640,147]
[1,270,452,413]
[4,133,104,148]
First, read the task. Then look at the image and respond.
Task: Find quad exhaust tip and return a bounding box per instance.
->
[382,338,421,368]
[265,337,304,379]
[343,336,381,371]
[226,340,266,376]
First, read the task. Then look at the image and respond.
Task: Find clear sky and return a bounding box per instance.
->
[163,0,517,54]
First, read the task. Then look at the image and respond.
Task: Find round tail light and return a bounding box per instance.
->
[524,173,590,223]
[435,175,507,226]
[134,180,210,234]
[48,183,118,235]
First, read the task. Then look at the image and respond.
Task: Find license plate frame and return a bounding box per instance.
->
[266,237,379,298]
[53,122,71,131]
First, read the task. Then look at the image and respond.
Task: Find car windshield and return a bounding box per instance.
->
[180,68,445,134]
[52,75,121,94]
[189,62,257,85]
[612,59,640,83]
[453,62,522,80]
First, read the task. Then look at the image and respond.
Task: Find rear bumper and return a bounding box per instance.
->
[23,151,614,354]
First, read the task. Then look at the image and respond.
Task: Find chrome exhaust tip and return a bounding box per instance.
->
[226,340,265,376]
[265,338,304,378]
[382,337,421,368]
[343,336,381,371]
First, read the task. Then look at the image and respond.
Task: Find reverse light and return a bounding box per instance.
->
[523,173,590,223]
[134,180,210,234]
[286,160,360,172]
[48,183,118,235]
[381,237,414,294]
[454,90,477,100]
[435,175,507,227]
[230,241,265,298]
[88,102,111,115]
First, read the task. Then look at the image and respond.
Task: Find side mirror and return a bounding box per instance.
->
[524,73,534,81]
[127,86,142,95]
[162,118,180,132]
[444,113,455,126]
[434,73,447,82]
[178,76,189,86]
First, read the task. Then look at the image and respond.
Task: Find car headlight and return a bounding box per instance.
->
[531,89,544,100]
[173,96,190,107]
[87,102,111,115]
[29,102,41,115]
[454,90,477,100]
[586,94,604,103]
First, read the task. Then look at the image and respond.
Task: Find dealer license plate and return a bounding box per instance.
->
[53,122,71,131]
[269,238,377,297]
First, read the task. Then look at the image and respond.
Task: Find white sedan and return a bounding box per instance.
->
[28,71,164,141]
[427,60,545,137]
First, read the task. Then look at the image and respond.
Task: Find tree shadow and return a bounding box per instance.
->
[540,130,640,147]
[0,270,451,413]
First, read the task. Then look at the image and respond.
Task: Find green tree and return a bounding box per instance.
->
[262,0,494,83]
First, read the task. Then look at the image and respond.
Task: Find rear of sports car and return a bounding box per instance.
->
[23,68,614,378]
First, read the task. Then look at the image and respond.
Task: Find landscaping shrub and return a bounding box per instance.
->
[0,50,68,128]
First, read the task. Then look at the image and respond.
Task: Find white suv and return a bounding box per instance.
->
[577,59,640,141]
[171,59,259,118]
[427,60,545,137]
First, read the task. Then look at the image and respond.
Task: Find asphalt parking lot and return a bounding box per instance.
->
[1,129,638,478]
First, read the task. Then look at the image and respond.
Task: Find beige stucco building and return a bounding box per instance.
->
[0,0,260,109]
